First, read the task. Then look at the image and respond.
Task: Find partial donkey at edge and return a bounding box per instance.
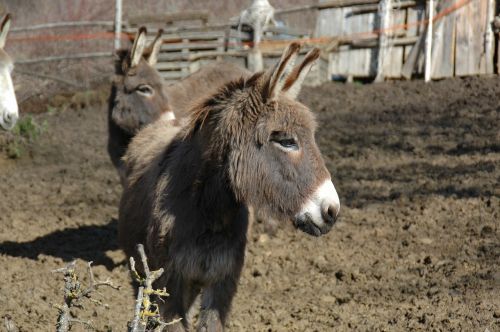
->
[0,13,18,131]
[118,42,340,332]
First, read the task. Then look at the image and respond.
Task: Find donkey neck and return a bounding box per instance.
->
[165,132,248,235]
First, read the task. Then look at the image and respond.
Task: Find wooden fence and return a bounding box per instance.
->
[315,0,496,80]
[9,0,498,85]
[124,0,497,84]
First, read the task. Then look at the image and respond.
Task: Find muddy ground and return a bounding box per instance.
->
[0,76,498,331]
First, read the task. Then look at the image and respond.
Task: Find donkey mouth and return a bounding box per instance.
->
[293,214,333,237]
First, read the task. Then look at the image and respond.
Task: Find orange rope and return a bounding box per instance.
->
[256,0,472,48]
[7,0,472,47]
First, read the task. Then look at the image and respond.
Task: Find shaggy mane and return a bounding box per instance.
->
[182,72,263,139]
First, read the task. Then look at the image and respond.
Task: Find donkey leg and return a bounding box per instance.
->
[197,278,239,332]
[157,275,189,332]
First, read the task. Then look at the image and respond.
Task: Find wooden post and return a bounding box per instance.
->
[424,0,434,82]
[248,48,263,72]
[114,0,123,51]
[485,0,495,74]
[375,0,392,82]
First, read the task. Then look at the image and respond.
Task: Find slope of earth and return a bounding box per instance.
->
[0,76,498,331]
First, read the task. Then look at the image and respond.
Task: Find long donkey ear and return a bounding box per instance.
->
[0,14,12,49]
[130,26,148,67]
[262,42,301,101]
[145,29,163,66]
[282,48,320,100]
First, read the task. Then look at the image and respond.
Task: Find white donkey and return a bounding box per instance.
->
[237,0,276,46]
[0,14,18,130]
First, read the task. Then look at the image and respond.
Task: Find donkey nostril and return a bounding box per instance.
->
[327,207,335,219]
[322,204,338,225]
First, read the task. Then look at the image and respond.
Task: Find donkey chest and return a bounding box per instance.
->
[172,229,247,284]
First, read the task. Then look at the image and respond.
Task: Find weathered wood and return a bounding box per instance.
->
[160,41,224,52]
[10,21,114,32]
[114,0,122,50]
[349,0,417,15]
[127,11,210,26]
[274,0,379,15]
[375,0,392,82]
[16,52,112,64]
[350,35,418,48]
[484,0,495,74]
[264,25,309,37]
[248,48,264,72]
[385,9,405,78]
[318,0,380,10]
[455,0,488,76]
[157,50,247,62]
[424,0,434,82]
[430,0,456,79]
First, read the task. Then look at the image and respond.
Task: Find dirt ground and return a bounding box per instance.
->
[0,76,498,331]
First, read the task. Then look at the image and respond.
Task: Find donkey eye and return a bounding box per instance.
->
[136,84,154,96]
[270,132,299,152]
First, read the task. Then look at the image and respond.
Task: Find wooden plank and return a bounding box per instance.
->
[404,4,425,63]
[350,0,417,15]
[339,8,375,77]
[455,0,487,76]
[431,0,456,79]
[159,41,224,52]
[351,36,418,48]
[127,11,210,26]
[264,26,309,37]
[156,50,247,62]
[375,0,392,82]
[485,0,495,74]
[424,0,434,82]
[148,30,227,41]
[385,8,405,78]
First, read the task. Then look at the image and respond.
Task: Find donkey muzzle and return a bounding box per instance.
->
[1,109,18,130]
[294,179,340,237]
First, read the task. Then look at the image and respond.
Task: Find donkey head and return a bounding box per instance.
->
[190,43,340,236]
[0,14,18,131]
[111,27,171,135]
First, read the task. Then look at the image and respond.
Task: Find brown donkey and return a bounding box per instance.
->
[108,27,173,185]
[108,27,250,185]
[119,43,340,331]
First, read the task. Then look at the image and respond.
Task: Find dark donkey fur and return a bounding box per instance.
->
[108,27,251,186]
[108,27,170,185]
[119,43,339,331]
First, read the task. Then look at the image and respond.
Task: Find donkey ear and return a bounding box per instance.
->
[262,42,301,101]
[146,29,163,66]
[282,48,320,100]
[0,13,12,49]
[130,26,148,67]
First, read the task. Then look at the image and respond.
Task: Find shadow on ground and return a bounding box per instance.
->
[0,219,119,270]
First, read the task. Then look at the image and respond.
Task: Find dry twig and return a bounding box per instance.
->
[53,260,120,332]
[128,244,182,332]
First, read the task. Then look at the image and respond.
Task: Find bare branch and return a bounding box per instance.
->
[4,315,19,332]
[128,244,180,332]
[53,260,119,332]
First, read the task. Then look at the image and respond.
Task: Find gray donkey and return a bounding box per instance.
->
[119,43,340,331]
[108,27,250,186]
